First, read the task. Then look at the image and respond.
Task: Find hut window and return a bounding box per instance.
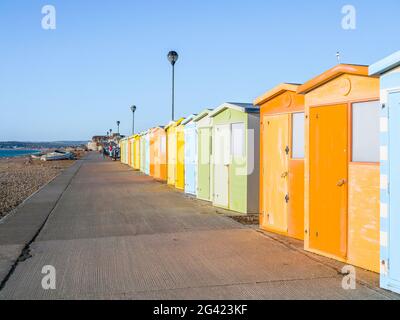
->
[231,122,245,157]
[292,112,305,159]
[352,100,380,162]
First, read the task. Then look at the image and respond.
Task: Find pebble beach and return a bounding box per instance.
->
[0,151,85,219]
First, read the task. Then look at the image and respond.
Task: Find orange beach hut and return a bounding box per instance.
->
[254,83,305,240]
[297,64,381,272]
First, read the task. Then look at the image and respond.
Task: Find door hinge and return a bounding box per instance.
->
[285,194,289,203]
[285,146,290,155]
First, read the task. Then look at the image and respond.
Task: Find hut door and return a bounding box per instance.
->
[126,142,129,164]
[389,92,400,282]
[262,114,289,232]
[130,140,134,167]
[146,135,150,174]
[154,135,160,178]
[198,128,211,200]
[176,128,185,189]
[309,104,348,258]
[214,124,230,208]
[135,139,140,169]
[140,138,145,172]
[185,127,197,194]
[167,130,176,185]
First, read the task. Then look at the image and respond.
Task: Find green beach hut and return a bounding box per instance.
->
[209,103,260,214]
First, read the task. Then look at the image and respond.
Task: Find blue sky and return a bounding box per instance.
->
[0,0,399,141]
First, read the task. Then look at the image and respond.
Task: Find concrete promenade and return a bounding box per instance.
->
[0,152,398,300]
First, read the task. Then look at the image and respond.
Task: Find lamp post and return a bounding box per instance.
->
[130,105,137,135]
[109,129,112,138]
[167,51,179,121]
[116,121,120,135]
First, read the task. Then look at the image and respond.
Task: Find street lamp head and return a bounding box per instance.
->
[167,51,179,66]
[131,105,137,113]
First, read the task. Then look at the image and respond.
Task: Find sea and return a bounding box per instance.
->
[0,149,41,158]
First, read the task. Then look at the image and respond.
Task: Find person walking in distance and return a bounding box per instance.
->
[102,146,107,159]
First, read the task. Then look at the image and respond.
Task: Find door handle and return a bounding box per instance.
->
[337,179,347,187]
[281,171,289,178]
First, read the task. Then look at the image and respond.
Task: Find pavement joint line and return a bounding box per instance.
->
[50,275,355,300]
[0,160,84,292]
[252,228,398,299]
[30,226,251,246]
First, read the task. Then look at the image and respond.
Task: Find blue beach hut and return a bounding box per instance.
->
[370,51,400,294]
[182,115,197,195]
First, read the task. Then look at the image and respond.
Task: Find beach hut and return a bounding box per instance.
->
[119,138,128,164]
[128,136,135,168]
[194,109,213,201]
[151,126,167,181]
[297,64,380,272]
[119,139,124,163]
[125,139,129,164]
[127,136,131,167]
[175,121,185,190]
[139,132,146,173]
[124,137,129,166]
[144,130,150,175]
[133,134,140,170]
[370,51,400,293]
[254,84,305,240]
[119,138,123,163]
[182,115,198,195]
[209,103,260,214]
[165,119,184,186]
[149,129,155,177]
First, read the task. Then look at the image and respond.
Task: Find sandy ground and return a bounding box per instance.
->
[0,151,86,219]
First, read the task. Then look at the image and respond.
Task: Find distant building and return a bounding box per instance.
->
[91,136,108,143]
[87,134,125,151]
[88,135,108,151]
[87,141,99,151]
[112,133,124,141]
